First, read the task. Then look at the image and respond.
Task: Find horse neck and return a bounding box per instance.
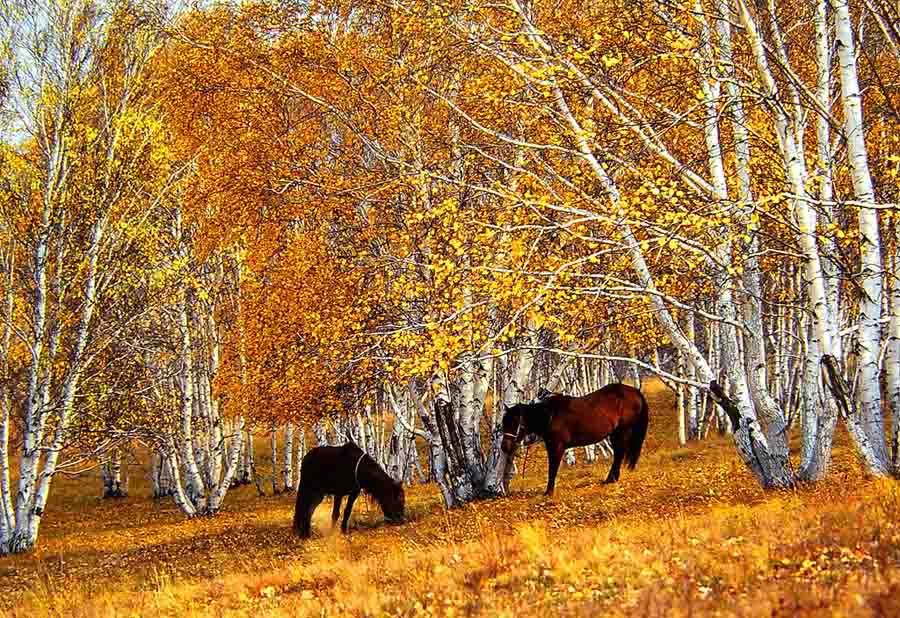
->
[524,400,554,435]
[358,459,393,510]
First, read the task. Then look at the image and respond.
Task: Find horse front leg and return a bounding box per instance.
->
[545,442,566,496]
[341,490,360,533]
[331,494,344,528]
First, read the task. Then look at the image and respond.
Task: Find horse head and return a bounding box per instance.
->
[383,480,405,524]
[537,386,554,400]
[500,403,527,454]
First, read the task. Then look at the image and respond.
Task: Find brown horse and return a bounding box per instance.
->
[293,442,405,538]
[500,383,649,496]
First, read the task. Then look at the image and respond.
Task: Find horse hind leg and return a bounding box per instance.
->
[603,429,629,484]
[341,491,360,533]
[331,495,344,528]
[294,490,324,538]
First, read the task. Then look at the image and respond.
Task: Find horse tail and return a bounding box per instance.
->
[625,390,649,470]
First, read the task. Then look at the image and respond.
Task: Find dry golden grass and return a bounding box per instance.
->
[2,380,899,617]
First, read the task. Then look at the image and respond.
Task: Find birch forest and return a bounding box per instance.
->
[0,0,899,615]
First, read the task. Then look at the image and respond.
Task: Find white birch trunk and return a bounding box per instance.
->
[101,450,128,498]
[151,451,175,498]
[282,424,294,492]
[683,311,699,440]
[7,205,53,554]
[13,215,106,550]
[738,0,877,479]
[0,239,15,546]
[545,62,792,486]
[886,221,900,475]
[406,379,456,507]
[167,252,245,515]
[676,348,687,446]
[294,427,305,490]
[270,423,279,495]
[815,0,841,353]
[241,429,255,485]
[206,414,244,512]
[176,284,207,509]
[483,335,537,495]
[832,0,889,471]
[313,421,330,447]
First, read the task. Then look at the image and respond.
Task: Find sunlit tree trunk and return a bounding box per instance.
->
[151,451,175,499]
[0,236,15,546]
[9,209,107,551]
[682,311,699,439]
[270,422,279,495]
[282,424,294,492]
[294,426,305,490]
[831,0,889,472]
[483,333,537,496]
[101,450,128,499]
[405,379,456,507]
[240,429,255,485]
[886,221,900,475]
[175,278,207,509]
[313,421,330,447]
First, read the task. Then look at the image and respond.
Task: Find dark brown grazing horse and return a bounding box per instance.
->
[501,383,649,496]
[293,442,405,538]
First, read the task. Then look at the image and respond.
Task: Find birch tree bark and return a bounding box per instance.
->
[886,220,900,475]
[101,450,128,499]
[831,0,889,472]
[282,424,295,492]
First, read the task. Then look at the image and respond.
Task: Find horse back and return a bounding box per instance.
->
[299,443,363,495]
[555,383,645,440]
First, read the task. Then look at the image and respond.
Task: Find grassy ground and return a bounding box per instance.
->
[1,381,899,617]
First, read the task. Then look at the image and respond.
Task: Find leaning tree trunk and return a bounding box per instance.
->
[543,58,793,487]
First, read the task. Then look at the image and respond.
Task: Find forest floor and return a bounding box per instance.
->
[1,380,899,617]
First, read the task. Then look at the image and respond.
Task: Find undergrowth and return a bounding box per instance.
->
[2,381,898,617]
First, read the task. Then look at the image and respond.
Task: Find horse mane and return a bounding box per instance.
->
[521,397,561,435]
[348,443,397,510]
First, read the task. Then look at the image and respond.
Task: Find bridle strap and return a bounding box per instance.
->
[503,417,525,443]
[354,452,366,488]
